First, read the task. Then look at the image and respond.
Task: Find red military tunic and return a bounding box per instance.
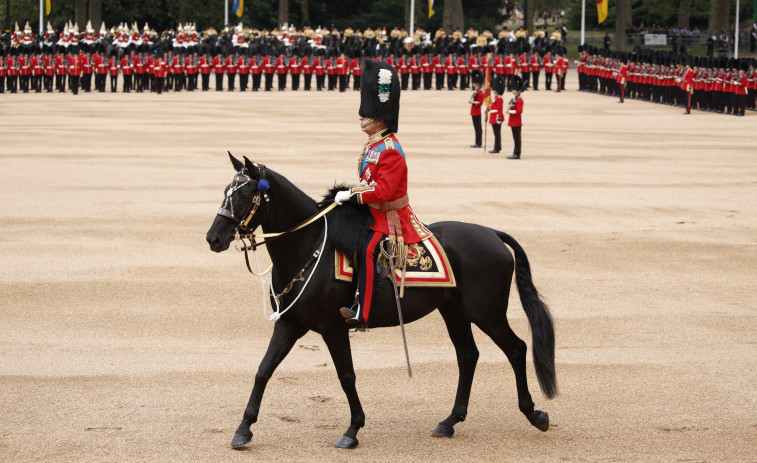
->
[507,97,523,127]
[351,132,430,244]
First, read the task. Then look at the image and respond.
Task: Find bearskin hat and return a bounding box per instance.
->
[470,69,483,86]
[492,75,506,94]
[359,59,401,134]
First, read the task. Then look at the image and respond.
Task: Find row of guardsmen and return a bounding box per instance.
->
[576,47,756,116]
[0,46,571,95]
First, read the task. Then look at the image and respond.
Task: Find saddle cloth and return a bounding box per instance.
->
[335,235,456,288]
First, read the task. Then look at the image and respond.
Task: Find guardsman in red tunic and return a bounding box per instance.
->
[468,69,485,148]
[80,50,93,92]
[618,60,628,103]
[529,52,541,90]
[31,53,42,92]
[153,54,166,94]
[506,75,524,159]
[121,53,133,92]
[67,51,82,95]
[250,52,262,91]
[504,52,516,89]
[457,52,469,90]
[398,53,409,90]
[237,53,250,91]
[542,52,554,90]
[275,53,288,90]
[420,50,432,89]
[199,52,211,91]
[433,53,444,89]
[19,52,30,93]
[225,52,237,91]
[263,54,275,91]
[108,52,119,92]
[682,64,694,113]
[336,52,349,91]
[350,55,361,90]
[7,51,20,93]
[289,54,301,91]
[335,60,431,327]
[486,76,505,154]
[326,53,337,90]
[186,52,198,91]
[301,55,313,90]
[213,53,225,91]
[445,54,457,90]
[313,52,325,91]
[518,53,530,89]
[410,51,421,90]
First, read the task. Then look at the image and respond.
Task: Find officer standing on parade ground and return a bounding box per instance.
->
[506,75,524,159]
[486,76,506,154]
[468,69,484,148]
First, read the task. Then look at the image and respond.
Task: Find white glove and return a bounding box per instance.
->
[334,190,352,205]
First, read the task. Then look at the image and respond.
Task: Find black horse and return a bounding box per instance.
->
[206,154,557,449]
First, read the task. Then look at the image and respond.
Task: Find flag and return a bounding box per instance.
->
[482,53,492,107]
[596,0,608,24]
[233,0,244,18]
[45,0,51,15]
[428,0,434,18]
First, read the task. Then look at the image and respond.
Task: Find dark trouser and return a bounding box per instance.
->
[545,72,552,90]
[423,72,432,89]
[316,74,324,90]
[304,73,312,90]
[96,73,106,92]
[491,123,502,152]
[9,75,18,93]
[215,73,224,91]
[291,74,300,91]
[435,72,444,89]
[511,126,521,156]
[447,73,457,90]
[328,74,337,90]
[0,75,4,93]
[355,231,385,325]
[239,73,249,91]
[277,73,287,90]
[531,70,540,90]
[401,73,409,90]
[156,76,164,94]
[521,71,530,88]
[353,74,360,90]
[70,75,79,94]
[472,115,482,146]
[56,74,65,92]
[227,73,236,91]
[412,73,421,90]
[32,75,41,92]
[81,73,91,91]
[44,75,53,92]
[20,75,29,92]
[202,73,210,91]
[124,74,132,92]
[135,73,144,92]
[265,73,274,90]
[460,73,469,90]
[339,74,347,92]
[252,73,261,91]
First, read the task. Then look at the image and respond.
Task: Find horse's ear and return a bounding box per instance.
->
[242,156,259,178]
[229,151,244,171]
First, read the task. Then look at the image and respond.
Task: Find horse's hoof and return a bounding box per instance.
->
[231,430,253,449]
[334,434,359,449]
[529,410,549,432]
[431,423,454,438]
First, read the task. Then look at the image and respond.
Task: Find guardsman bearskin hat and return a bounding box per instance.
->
[470,69,483,86]
[359,59,401,134]
[508,75,523,92]
[491,75,506,94]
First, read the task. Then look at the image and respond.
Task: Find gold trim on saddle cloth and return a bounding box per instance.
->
[334,235,456,288]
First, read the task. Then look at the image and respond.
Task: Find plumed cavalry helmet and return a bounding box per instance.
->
[359,59,401,133]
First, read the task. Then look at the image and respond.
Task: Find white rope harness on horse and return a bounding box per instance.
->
[249,216,329,322]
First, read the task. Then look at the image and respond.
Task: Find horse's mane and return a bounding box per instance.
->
[322,185,373,255]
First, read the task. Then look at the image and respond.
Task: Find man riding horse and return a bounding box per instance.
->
[334,59,432,327]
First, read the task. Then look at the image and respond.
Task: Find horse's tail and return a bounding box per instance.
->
[496,231,557,399]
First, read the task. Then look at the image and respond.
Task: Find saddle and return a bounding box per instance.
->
[335,235,456,289]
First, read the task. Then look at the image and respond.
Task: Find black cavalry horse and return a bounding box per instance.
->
[206,154,557,449]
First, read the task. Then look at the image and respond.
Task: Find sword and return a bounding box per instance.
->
[382,241,412,378]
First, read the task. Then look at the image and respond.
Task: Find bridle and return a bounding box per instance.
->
[215,163,339,321]
[216,168,270,239]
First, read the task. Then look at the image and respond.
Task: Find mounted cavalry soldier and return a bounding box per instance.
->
[334,60,431,327]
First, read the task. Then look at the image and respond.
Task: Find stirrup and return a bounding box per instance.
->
[340,305,360,323]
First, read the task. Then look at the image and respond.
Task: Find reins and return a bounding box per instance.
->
[220,166,338,321]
